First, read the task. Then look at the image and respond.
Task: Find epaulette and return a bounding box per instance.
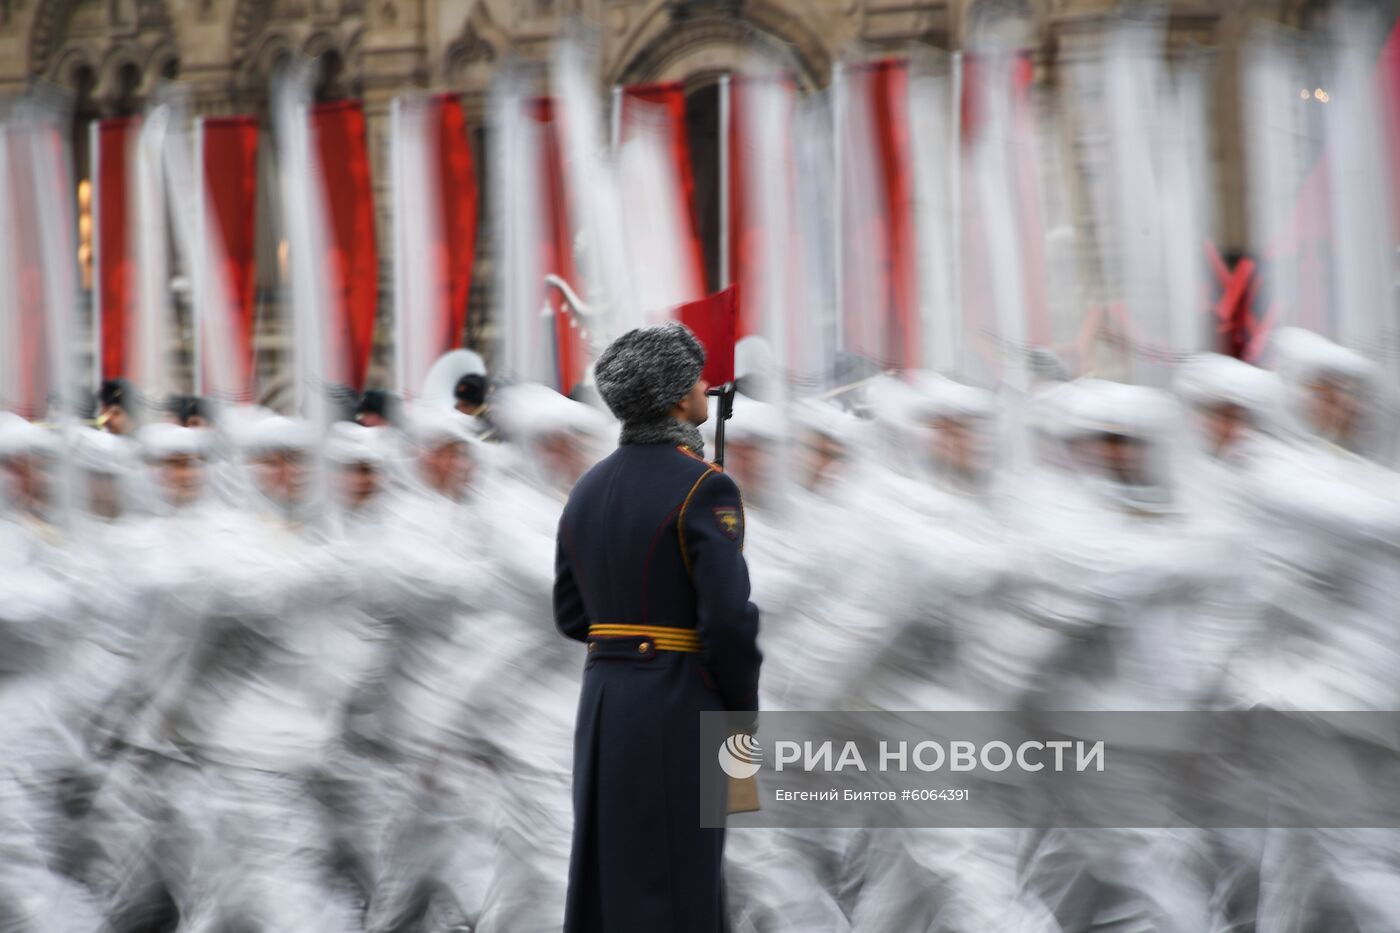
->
[675,444,722,472]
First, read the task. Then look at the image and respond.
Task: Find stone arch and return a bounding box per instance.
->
[230,0,278,71]
[230,2,367,105]
[97,41,144,93]
[29,0,176,88]
[445,3,507,90]
[343,26,365,96]
[28,0,80,78]
[610,0,832,91]
[47,43,100,90]
[300,28,347,98]
[145,36,180,85]
[302,28,339,59]
[237,28,294,100]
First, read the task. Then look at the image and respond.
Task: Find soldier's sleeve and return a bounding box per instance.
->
[682,469,762,712]
[553,512,590,642]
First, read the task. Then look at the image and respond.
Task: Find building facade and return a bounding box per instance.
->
[0,0,1353,393]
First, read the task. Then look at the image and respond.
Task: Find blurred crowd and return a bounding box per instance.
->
[3,324,1400,932]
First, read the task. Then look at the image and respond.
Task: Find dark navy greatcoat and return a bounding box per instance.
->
[554,441,761,933]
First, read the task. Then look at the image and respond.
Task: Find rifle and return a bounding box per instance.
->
[706,382,737,467]
[700,380,758,813]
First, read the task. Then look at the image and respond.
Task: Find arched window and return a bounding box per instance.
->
[313,48,345,102]
[111,61,143,117]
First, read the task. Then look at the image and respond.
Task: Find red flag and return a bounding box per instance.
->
[199,116,259,400]
[529,98,588,395]
[95,116,139,382]
[312,101,378,393]
[436,94,478,351]
[678,285,738,386]
[620,82,706,294]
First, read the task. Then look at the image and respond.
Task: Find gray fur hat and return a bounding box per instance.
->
[594,322,705,426]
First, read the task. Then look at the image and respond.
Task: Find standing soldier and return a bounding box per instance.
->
[554,322,761,933]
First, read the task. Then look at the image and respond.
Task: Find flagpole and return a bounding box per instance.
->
[610,85,622,152]
[390,95,406,398]
[718,74,731,289]
[712,76,737,463]
[134,111,171,411]
[192,116,205,397]
[832,63,845,359]
[0,126,15,413]
[90,120,102,393]
[28,102,80,525]
[951,51,964,377]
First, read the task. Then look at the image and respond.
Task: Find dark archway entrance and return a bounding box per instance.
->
[683,81,722,294]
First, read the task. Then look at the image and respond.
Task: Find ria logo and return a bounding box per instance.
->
[718,733,763,779]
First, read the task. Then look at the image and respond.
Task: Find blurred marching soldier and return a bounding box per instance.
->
[553,322,761,933]
[1013,380,1228,933]
[167,395,214,429]
[1242,330,1400,931]
[353,389,400,429]
[97,380,139,436]
[0,417,106,930]
[470,386,608,933]
[454,373,497,441]
[84,423,228,932]
[412,349,496,442]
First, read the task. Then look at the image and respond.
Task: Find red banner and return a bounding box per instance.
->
[866,59,919,369]
[678,285,738,386]
[620,82,707,295]
[529,98,588,395]
[96,117,138,383]
[199,116,259,401]
[312,101,378,393]
[436,94,478,352]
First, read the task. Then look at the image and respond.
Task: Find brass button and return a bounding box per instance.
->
[638,641,651,654]
[588,642,597,653]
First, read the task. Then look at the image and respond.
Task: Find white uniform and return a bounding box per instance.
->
[839,378,1058,933]
[1010,382,1226,933]
[0,418,104,930]
[1235,331,1400,931]
[473,385,612,933]
[336,413,497,931]
[76,425,238,927]
[140,418,361,933]
[717,399,857,933]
